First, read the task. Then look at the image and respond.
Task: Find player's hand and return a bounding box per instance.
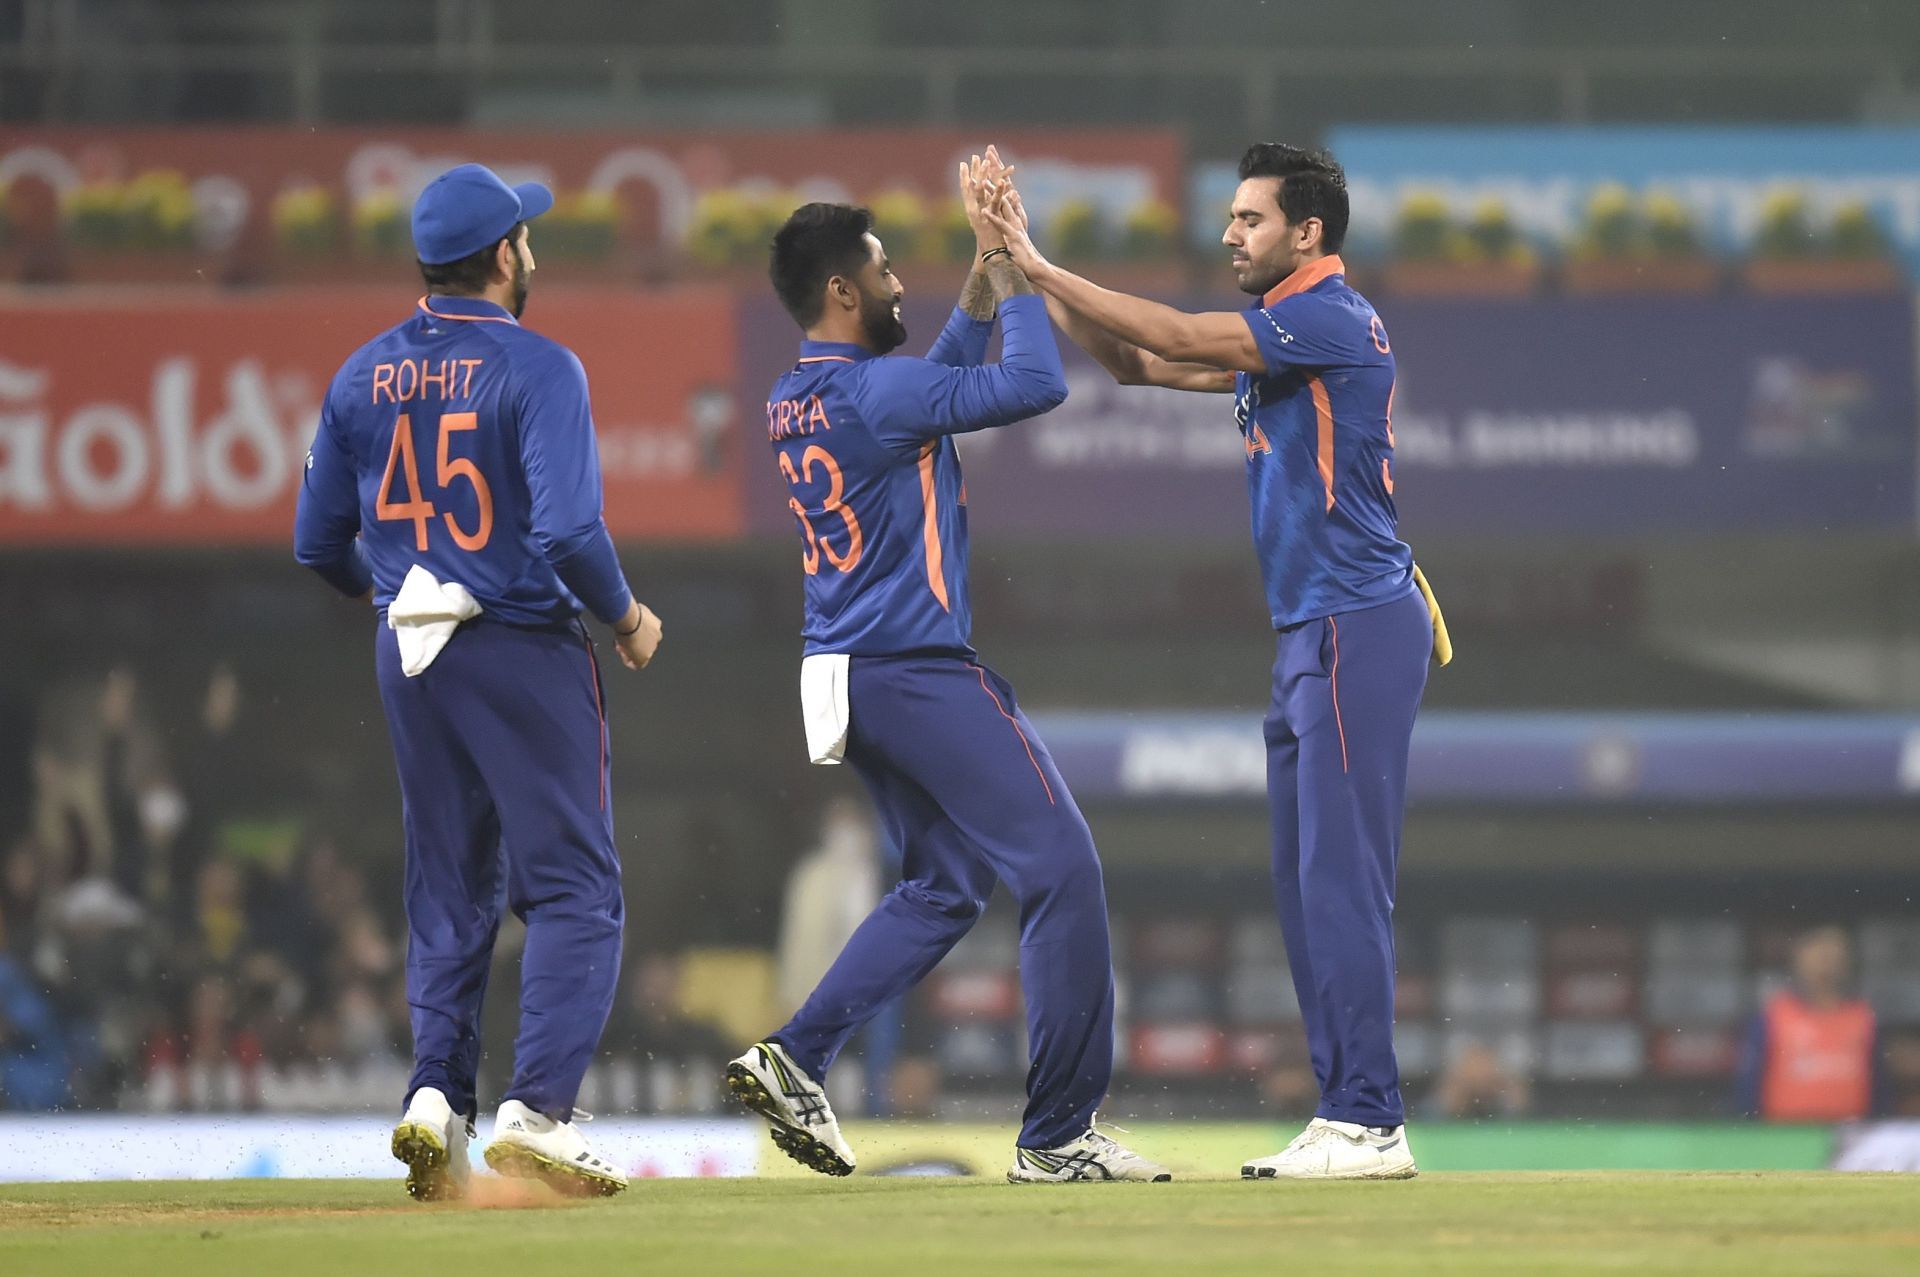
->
[613,602,663,670]
[984,187,1051,283]
[962,146,1016,254]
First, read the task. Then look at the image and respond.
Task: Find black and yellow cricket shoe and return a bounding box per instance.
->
[725,1041,857,1177]
[392,1086,471,1202]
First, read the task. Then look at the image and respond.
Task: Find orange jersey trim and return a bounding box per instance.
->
[1307,374,1336,511]
[1261,254,1346,307]
[917,444,951,612]
[1328,616,1350,773]
[976,667,1055,806]
[416,296,518,325]
[796,355,857,364]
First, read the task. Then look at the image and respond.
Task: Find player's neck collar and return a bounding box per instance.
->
[797,338,878,363]
[1261,254,1345,307]
[417,294,519,325]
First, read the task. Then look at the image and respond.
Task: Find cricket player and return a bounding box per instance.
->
[988,144,1449,1180]
[725,155,1169,1184]
[294,163,663,1199]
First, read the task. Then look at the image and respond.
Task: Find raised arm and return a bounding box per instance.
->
[988,196,1265,375]
[863,281,1068,450]
[1044,293,1236,393]
[923,266,995,368]
[924,150,1015,368]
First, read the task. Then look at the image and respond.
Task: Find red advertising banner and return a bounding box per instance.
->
[0,127,1182,284]
[0,288,740,544]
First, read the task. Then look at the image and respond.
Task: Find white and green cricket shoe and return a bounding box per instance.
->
[391,1085,472,1202]
[1241,1119,1418,1180]
[725,1041,857,1177]
[1007,1125,1172,1183]
[483,1099,628,1197]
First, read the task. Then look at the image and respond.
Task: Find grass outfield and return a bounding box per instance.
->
[2,1174,1916,1276]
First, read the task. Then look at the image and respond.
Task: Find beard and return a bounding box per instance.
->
[1235,257,1287,296]
[858,287,907,353]
[508,256,531,318]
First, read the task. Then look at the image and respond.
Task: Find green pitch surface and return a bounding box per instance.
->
[3,1174,1917,1276]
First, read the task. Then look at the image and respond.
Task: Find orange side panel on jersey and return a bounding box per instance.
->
[917,444,951,612]
[1308,375,1335,511]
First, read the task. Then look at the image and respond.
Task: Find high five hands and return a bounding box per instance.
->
[979,155,1053,285]
[960,145,1018,256]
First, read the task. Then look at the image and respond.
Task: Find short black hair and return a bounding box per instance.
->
[770,203,875,328]
[1237,144,1348,254]
[418,221,525,294]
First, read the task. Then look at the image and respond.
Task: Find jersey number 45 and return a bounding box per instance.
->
[377,411,494,553]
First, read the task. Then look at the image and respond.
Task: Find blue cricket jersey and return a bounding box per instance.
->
[294,294,633,627]
[1234,254,1416,629]
[767,293,1067,656]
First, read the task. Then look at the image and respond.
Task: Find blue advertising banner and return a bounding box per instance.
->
[739,290,1916,540]
[1029,711,1920,806]
[1192,127,1920,271]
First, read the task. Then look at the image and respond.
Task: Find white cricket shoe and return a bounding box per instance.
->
[1007,1124,1172,1183]
[725,1041,857,1176]
[1241,1119,1418,1180]
[391,1085,472,1202]
[483,1099,628,1196]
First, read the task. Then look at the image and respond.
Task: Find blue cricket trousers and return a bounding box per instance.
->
[1266,589,1430,1128]
[374,615,624,1122]
[773,655,1115,1150]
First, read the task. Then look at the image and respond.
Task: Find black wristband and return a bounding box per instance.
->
[615,611,642,637]
[980,246,1012,263]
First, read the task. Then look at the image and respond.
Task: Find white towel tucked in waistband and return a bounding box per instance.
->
[388,564,482,677]
[799,653,851,764]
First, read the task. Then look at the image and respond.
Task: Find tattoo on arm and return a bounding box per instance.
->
[958,264,995,321]
[983,256,1039,304]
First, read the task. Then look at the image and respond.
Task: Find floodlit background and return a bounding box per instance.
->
[2,0,1918,1178]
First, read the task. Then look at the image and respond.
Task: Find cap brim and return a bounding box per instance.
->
[515,182,555,223]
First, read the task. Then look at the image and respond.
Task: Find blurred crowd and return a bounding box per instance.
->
[0,661,414,1111]
[0,663,745,1117]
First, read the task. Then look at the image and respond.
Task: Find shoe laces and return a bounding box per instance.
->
[1286,1122,1349,1157]
[1281,1117,1329,1155]
[1082,1116,1137,1159]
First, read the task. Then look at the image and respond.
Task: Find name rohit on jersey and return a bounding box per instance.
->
[767,393,832,441]
[372,358,485,404]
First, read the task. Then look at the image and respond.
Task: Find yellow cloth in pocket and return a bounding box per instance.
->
[1412,564,1452,667]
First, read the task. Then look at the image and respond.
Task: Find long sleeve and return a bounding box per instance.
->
[293,382,374,598]
[516,344,634,624]
[861,294,1067,451]
[923,306,993,369]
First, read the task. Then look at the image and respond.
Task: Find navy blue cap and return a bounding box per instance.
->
[411,163,555,265]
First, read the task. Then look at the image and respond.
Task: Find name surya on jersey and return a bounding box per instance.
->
[767,392,832,440]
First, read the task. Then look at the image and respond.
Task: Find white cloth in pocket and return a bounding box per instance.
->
[799,653,851,764]
[388,564,483,677]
